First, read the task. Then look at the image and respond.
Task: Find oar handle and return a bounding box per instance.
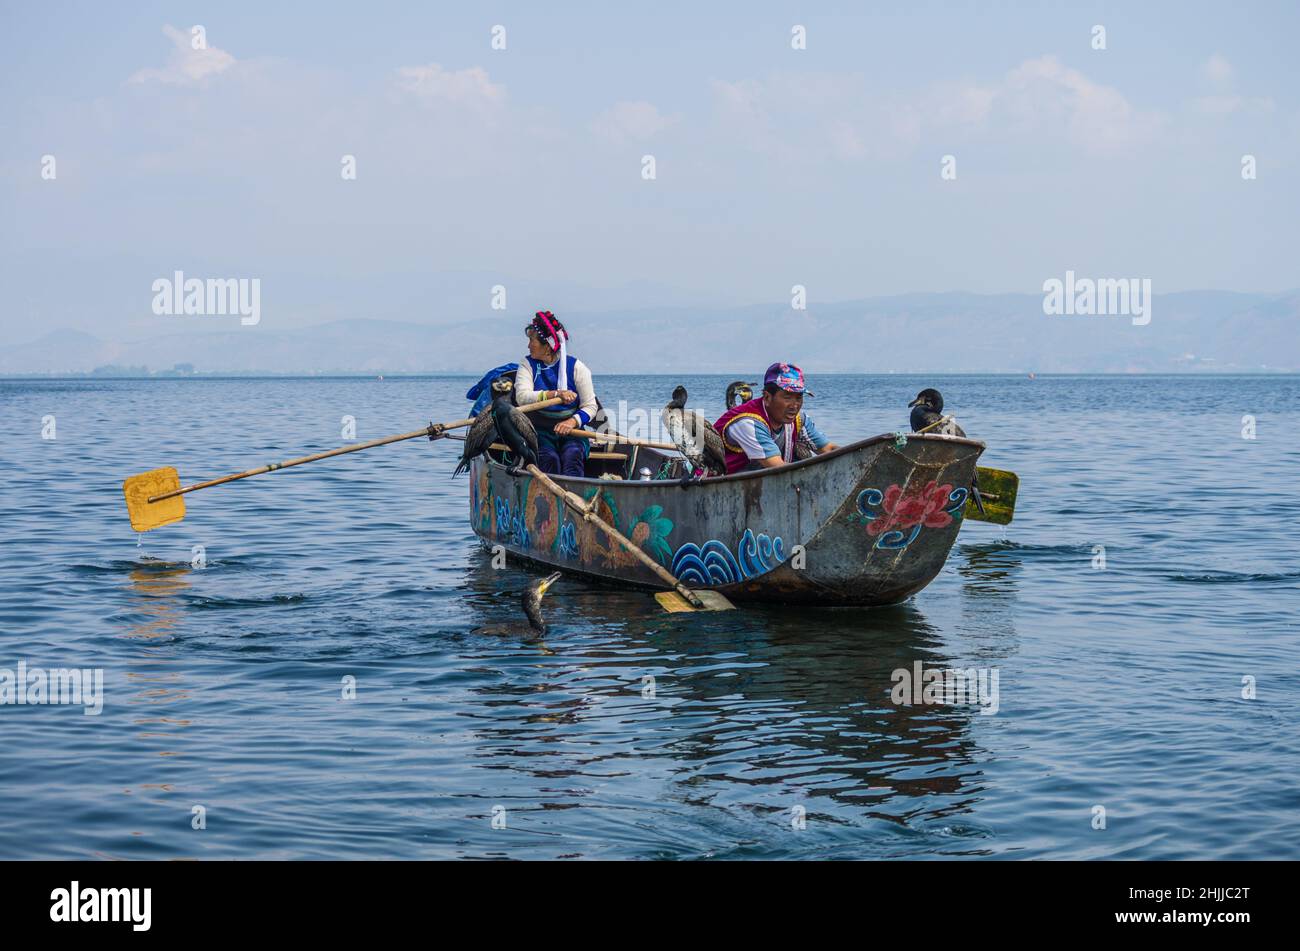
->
[566,429,679,451]
[490,442,627,460]
[525,464,705,608]
[914,415,955,435]
[148,428,430,501]
[148,397,563,503]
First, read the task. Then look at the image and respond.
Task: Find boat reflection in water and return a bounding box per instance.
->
[957,541,1024,599]
[454,558,1003,856]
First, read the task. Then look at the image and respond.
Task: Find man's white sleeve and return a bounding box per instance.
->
[727,417,776,460]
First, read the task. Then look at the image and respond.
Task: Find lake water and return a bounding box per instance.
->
[1,373,1297,859]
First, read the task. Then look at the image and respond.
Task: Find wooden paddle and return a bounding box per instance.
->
[965,467,1018,525]
[524,464,734,613]
[122,398,564,532]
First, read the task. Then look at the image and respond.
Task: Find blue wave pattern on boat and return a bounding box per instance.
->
[555,519,579,559]
[672,529,786,585]
[494,496,530,549]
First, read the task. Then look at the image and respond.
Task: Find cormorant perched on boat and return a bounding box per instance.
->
[491,377,539,473]
[453,377,539,475]
[908,388,966,437]
[454,389,504,477]
[522,571,562,637]
[725,381,756,409]
[908,388,984,514]
[662,385,727,479]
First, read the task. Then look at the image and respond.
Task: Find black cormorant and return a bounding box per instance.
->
[454,392,503,476]
[490,378,539,472]
[522,571,562,637]
[662,386,727,478]
[908,388,966,437]
[908,388,984,513]
[725,381,756,409]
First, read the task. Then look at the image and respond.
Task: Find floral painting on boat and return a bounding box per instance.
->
[851,481,968,550]
[576,489,675,569]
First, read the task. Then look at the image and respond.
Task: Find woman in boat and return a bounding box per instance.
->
[713,362,838,474]
[513,311,599,477]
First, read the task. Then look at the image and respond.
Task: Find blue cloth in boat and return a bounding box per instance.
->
[466,363,519,416]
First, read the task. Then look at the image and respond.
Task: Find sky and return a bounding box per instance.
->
[1,1,1297,345]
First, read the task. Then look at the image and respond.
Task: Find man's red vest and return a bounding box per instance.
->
[713,396,803,474]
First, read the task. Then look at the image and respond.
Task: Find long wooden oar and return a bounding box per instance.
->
[914,414,955,435]
[524,464,734,613]
[122,398,563,532]
[452,427,679,452]
[491,443,627,461]
[567,429,679,451]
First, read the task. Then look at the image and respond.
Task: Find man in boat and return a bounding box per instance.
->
[713,362,838,474]
[513,310,600,477]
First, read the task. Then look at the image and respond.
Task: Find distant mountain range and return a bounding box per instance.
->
[3,291,1297,375]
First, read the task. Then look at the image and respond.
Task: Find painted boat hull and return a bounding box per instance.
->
[469,432,985,606]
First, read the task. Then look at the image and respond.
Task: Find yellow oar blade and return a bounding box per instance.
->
[123,467,185,532]
[655,590,736,612]
[964,466,1018,525]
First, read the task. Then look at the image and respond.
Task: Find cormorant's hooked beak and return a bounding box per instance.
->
[536,571,562,597]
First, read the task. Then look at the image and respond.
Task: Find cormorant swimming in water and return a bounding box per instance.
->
[908,388,966,437]
[522,571,562,637]
[662,385,727,479]
[725,381,756,409]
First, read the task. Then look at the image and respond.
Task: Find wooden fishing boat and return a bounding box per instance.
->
[469,430,987,606]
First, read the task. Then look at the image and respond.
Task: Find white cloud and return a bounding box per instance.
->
[1202,53,1234,87]
[592,100,678,143]
[710,56,1155,162]
[998,55,1154,155]
[929,82,996,125]
[393,64,505,107]
[828,120,867,159]
[1192,54,1274,116]
[712,79,764,122]
[128,25,236,86]
[1193,94,1275,117]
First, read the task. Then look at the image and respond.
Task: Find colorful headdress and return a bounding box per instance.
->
[529,311,570,392]
[529,311,567,352]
